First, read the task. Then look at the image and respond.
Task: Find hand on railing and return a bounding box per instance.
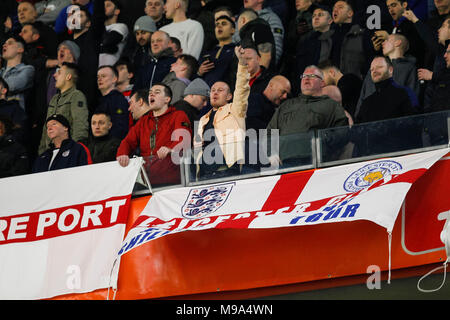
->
[117,155,130,167]
[268,154,282,167]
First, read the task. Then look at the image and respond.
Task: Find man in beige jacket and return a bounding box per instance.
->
[194,45,250,179]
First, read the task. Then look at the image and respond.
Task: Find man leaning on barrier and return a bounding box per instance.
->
[116,82,191,187]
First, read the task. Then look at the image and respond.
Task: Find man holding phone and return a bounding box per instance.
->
[197,15,236,88]
[371,0,425,68]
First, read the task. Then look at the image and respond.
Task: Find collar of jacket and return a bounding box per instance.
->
[92,133,113,142]
[48,138,72,150]
[58,85,77,97]
[374,77,394,91]
[318,29,335,40]
[146,105,177,120]
[152,48,174,61]
[1,63,26,73]
[334,23,363,36]
[297,93,331,102]
[391,55,417,65]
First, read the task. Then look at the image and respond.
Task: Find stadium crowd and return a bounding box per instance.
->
[0,0,449,184]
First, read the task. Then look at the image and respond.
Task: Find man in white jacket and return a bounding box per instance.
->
[160,0,204,60]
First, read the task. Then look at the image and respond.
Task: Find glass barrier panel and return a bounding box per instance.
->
[133,155,184,194]
[184,130,315,185]
[317,110,450,166]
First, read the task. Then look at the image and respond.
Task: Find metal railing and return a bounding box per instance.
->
[134,110,450,196]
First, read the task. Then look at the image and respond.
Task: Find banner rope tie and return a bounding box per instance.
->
[106,257,119,300]
[417,258,448,293]
[388,231,392,284]
[417,224,449,293]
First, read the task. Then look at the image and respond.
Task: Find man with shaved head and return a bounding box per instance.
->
[247,75,291,131]
[194,45,250,178]
[133,30,177,91]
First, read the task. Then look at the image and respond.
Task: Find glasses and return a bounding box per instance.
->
[300,74,322,80]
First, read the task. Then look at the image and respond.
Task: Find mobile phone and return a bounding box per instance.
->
[202,54,211,62]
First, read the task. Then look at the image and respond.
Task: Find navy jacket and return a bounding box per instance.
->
[133,49,176,91]
[32,139,91,173]
[96,89,130,140]
[199,43,236,88]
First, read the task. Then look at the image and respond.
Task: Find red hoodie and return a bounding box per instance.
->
[117,106,191,185]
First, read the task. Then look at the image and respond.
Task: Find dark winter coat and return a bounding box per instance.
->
[32,139,91,173]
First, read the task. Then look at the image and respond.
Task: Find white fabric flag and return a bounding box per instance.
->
[118,149,449,257]
[0,158,142,300]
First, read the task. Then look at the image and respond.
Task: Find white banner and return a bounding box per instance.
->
[118,149,449,256]
[0,158,142,300]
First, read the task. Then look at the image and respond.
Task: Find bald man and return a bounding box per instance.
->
[246,74,291,131]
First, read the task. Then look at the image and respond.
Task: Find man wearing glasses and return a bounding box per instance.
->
[266,65,348,166]
[267,65,348,135]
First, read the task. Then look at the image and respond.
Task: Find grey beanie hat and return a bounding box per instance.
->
[59,40,80,62]
[184,78,210,97]
[134,16,157,33]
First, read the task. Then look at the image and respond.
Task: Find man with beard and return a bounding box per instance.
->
[128,15,156,72]
[356,56,417,123]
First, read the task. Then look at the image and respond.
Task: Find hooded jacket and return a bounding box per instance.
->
[117,106,191,185]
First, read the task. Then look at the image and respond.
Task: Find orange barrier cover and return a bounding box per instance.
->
[54,153,450,300]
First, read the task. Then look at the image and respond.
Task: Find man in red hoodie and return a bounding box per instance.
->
[116,82,191,186]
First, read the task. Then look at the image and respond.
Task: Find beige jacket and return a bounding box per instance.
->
[195,63,250,168]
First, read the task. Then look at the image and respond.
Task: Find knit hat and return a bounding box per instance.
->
[46,114,71,131]
[184,78,210,97]
[58,40,80,62]
[134,16,157,33]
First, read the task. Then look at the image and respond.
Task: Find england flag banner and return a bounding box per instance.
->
[118,148,449,257]
[0,158,142,300]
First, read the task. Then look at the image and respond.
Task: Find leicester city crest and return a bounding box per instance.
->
[181,182,235,219]
[343,160,403,192]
